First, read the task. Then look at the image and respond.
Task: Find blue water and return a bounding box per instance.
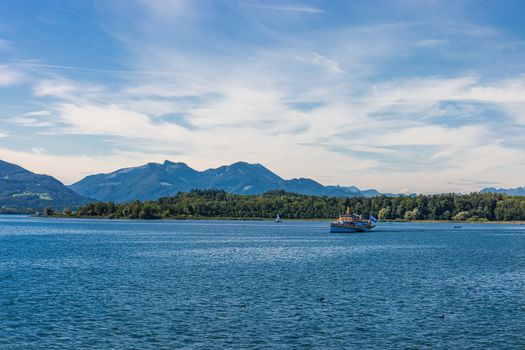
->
[1,216,524,349]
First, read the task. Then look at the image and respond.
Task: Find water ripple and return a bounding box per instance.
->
[0,217,524,349]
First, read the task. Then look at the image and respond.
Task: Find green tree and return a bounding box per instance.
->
[378,207,390,220]
[404,208,419,221]
[452,211,468,221]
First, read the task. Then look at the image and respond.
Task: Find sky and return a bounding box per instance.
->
[1,0,525,193]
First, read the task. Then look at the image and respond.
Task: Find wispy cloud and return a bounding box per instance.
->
[0,38,9,50]
[415,38,448,47]
[13,61,192,77]
[251,3,324,14]
[7,110,54,127]
[447,179,501,187]
[135,0,193,18]
[8,117,54,127]
[31,147,45,154]
[23,110,52,117]
[310,52,344,74]
[0,65,24,86]
[33,78,105,102]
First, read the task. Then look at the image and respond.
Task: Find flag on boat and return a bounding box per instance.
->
[369,215,377,224]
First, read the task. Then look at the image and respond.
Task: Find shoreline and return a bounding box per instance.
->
[22,214,525,225]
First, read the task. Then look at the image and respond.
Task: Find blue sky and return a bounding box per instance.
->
[1,0,525,193]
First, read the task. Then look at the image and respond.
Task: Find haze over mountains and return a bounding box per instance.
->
[70,160,381,202]
[0,160,91,210]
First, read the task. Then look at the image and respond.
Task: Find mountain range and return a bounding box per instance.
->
[3,158,522,211]
[480,187,525,196]
[70,160,381,202]
[0,160,91,211]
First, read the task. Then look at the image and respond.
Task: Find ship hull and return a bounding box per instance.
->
[330,224,374,233]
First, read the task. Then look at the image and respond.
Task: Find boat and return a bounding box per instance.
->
[330,208,376,233]
[275,213,282,223]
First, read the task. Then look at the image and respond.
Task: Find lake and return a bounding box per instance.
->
[1,216,524,349]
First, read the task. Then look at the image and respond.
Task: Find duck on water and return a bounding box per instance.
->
[330,208,377,233]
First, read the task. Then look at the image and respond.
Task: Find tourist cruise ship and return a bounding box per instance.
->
[330,208,377,233]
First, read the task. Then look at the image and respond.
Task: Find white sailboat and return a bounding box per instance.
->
[275,213,282,223]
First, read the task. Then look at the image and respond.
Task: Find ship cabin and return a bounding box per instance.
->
[336,207,363,224]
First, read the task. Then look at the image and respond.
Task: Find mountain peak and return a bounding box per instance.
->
[229,161,277,172]
[163,160,190,169]
[229,161,253,168]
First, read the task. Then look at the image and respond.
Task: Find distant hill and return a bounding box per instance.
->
[480,187,525,196]
[0,160,92,210]
[70,160,382,202]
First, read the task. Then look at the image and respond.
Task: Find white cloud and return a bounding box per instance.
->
[25,69,525,193]
[0,65,24,86]
[461,77,525,104]
[54,103,193,143]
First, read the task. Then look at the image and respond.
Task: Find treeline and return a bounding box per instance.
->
[67,190,525,221]
[0,207,35,215]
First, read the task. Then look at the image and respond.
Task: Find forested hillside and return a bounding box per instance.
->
[70,190,525,221]
[0,159,91,211]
